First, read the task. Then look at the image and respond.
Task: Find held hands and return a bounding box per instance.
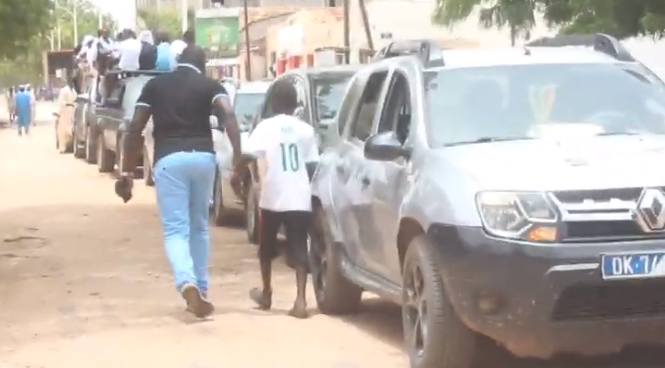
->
[114,173,134,203]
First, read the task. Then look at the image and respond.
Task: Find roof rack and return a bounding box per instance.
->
[373,39,445,66]
[525,33,635,62]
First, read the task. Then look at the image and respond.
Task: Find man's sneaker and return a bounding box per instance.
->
[180,283,214,318]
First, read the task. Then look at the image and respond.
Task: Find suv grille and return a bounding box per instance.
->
[550,188,665,242]
[552,280,665,321]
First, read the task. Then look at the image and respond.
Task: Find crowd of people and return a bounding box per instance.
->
[72,27,194,96]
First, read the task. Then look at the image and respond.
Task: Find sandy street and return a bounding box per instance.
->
[0,102,662,368]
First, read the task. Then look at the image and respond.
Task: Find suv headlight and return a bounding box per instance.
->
[476,191,558,242]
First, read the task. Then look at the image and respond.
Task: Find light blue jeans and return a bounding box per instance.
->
[154,151,216,294]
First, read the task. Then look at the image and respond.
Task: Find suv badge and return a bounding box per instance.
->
[636,188,665,232]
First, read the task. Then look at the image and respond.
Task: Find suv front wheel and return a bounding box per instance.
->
[309,205,362,314]
[401,235,477,368]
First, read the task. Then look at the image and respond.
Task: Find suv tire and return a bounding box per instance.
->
[85,125,97,164]
[211,170,235,226]
[245,181,260,244]
[73,129,85,158]
[402,235,477,368]
[96,135,115,173]
[143,147,154,186]
[309,205,362,314]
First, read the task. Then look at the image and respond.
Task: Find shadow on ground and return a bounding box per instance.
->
[336,296,665,368]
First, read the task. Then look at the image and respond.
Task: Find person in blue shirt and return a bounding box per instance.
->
[14,86,32,136]
[155,31,175,71]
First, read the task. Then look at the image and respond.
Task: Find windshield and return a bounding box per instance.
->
[234,92,265,128]
[426,63,665,147]
[312,73,353,120]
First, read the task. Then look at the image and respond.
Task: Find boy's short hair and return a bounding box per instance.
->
[270,79,298,115]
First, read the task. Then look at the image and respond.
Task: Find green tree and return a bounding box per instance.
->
[432,0,538,45]
[53,0,117,49]
[433,0,665,41]
[138,7,195,40]
[542,0,665,38]
[0,0,52,59]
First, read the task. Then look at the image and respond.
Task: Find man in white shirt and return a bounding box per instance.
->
[116,29,141,71]
[236,79,319,319]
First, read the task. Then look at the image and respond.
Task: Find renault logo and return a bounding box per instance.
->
[636,188,665,232]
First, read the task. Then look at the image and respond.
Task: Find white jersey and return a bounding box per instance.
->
[245,114,319,212]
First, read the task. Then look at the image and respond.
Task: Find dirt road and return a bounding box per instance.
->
[0,104,663,368]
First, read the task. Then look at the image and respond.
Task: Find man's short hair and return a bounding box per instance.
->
[179,45,207,73]
[270,79,298,114]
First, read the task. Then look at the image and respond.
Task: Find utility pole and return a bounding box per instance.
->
[343,0,350,63]
[73,3,78,45]
[358,0,373,53]
[243,0,251,80]
[181,0,189,32]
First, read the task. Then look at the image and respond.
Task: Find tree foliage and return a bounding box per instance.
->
[52,0,117,49]
[0,0,115,86]
[138,7,195,40]
[433,0,665,43]
[0,0,52,59]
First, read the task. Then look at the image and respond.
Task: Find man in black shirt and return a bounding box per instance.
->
[117,46,242,318]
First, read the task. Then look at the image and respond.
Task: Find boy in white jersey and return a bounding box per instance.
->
[235,79,319,319]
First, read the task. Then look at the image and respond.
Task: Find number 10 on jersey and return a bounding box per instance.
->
[280,143,300,172]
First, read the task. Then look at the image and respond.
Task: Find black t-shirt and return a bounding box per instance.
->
[136,65,227,164]
[139,42,157,70]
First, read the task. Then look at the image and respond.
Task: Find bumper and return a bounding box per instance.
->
[428,224,665,358]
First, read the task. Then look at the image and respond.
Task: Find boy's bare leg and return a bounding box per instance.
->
[289,266,308,318]
[249,259,273,310]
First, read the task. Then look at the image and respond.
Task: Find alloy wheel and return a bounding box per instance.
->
[404,262,429,359]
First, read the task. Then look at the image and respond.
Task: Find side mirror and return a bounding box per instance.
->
[104,97,121,108]
[364,131,410,161]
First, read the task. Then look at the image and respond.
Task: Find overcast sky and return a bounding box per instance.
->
[89,0,136,30]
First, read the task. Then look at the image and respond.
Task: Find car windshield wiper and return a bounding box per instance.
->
[444,136,534,147]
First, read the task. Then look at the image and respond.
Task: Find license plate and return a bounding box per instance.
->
[602,252,665,280]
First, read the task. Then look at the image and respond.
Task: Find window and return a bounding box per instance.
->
[378,72,411,145]
[311,72,354,121]
[336,75,363,136]
[425,63,665,148]
[234,92,265,129]
[350,70,389,141]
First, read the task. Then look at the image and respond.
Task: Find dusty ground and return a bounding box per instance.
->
[0,102,664,368]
